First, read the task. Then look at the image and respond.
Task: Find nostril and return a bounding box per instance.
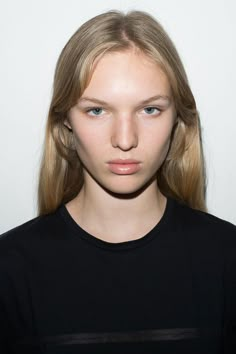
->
[111,121,138,150]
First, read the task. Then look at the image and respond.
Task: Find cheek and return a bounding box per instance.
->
[72,128,104,161]
[147,136,171,171]
[146,123,173,156]
[160,137,172,161]
[154,137,171,164]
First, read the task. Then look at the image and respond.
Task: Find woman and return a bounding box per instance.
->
[0,9,235,354]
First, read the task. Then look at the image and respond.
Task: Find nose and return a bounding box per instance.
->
[111,114,138,151]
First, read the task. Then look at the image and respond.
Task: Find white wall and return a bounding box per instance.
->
[0,0,235,233]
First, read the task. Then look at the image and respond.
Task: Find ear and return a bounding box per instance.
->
[174,115,180,126]
[63,119,72,131]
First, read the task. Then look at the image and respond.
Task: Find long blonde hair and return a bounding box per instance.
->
[38,10,207,215]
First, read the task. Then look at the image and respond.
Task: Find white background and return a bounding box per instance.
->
[0,0,235,233]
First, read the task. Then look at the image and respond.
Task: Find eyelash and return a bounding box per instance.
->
[85,106,162,116]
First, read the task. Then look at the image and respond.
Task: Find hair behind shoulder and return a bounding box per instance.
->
[37,9,207,215]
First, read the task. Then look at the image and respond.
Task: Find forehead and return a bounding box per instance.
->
[82,49,171,101]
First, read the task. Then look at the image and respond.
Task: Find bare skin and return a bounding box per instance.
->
[65,49,176,243]
[66,185,167,243]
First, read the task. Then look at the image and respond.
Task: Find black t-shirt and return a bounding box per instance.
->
[0,197,236,353]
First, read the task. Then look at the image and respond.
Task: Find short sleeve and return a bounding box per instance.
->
[223,227,236,353]
[0,267,11,353]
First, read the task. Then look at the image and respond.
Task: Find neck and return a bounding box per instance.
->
[66,177,167,243]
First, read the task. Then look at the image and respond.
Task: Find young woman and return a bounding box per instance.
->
[0,10,235,354]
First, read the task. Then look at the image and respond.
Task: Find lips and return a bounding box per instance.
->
[107,159,141,174]
[108,159,141,164]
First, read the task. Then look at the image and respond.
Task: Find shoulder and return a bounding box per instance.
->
[172,197,236,232]
[171,198,236,247]
[0,206,65,256]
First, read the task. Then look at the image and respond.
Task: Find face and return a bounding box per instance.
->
[66,49,176,196]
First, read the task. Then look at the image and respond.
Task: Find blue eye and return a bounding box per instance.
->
[87,107,103,116]
[144,107,160,115]
[85,106,161,117]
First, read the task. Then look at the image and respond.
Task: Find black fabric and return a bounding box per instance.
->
[0,197,236,353]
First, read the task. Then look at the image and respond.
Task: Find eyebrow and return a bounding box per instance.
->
[77,95,171,106]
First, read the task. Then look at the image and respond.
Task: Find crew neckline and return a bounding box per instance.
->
[59,196,175,251]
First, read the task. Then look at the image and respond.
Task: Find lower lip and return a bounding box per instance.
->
[108,163,141,174]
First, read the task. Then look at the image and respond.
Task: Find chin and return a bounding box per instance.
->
[100,178,153,197]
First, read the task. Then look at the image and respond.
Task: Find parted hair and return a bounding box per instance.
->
[37,10,207,215]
